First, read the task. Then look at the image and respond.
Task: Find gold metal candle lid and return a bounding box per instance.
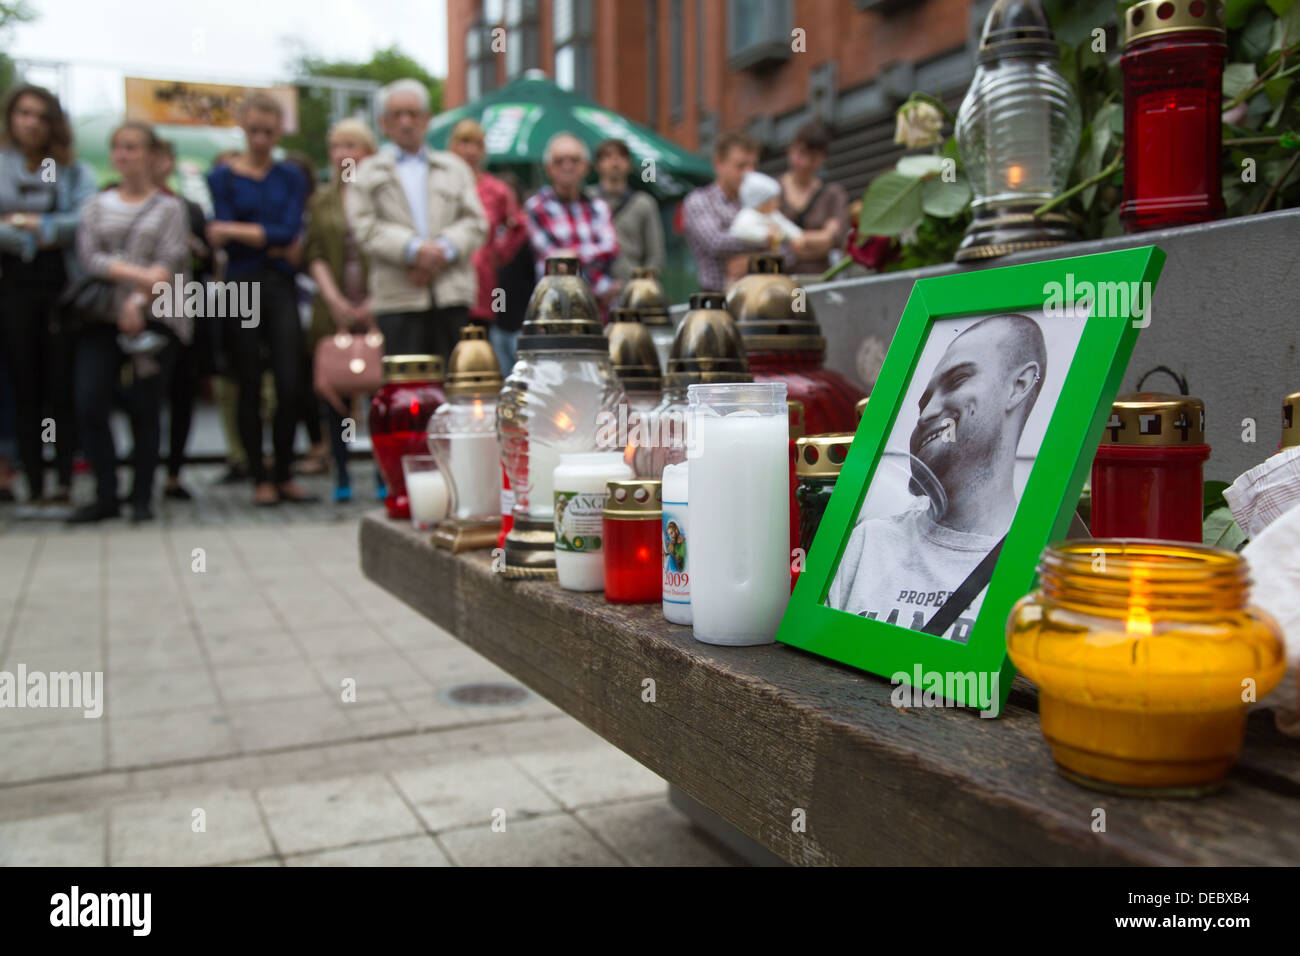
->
[444,325,503,398]
[518,255,605,350]
[724,254,826,354]
[856,396,869,421]
[796,432,855,479]
[1283,391,1299,449]
[603,479,663,518]
[607,309,663,392]
[616,268,671,326]
[788,400,806,440]
[382,354,444,384]
[663,292,752,388]
[1100,392,1206,446]
[1124,0,1224,46]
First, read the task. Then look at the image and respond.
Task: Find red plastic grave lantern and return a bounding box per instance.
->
[1091,393,1209,542]
[724,255,865,437]
[369,355,446,521]
[1120,0,1226,232]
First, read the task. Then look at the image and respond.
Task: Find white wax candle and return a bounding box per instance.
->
[552,452,633,591]
[447,432,500,519]
[661,461,691,625]
[527,441,563,518]
[407,470,449,528]
[688,412,790,644]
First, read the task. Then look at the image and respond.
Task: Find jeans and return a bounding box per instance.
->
[0,259,76,498]
[74,322,176,509]
[166,334,197,478]
[227,269,302,484]
[378,305,469,363]
[488,322,520,375]
[324,399,351,488]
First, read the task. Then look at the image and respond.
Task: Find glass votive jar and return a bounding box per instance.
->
[402,454,449,531]
[552,451,634,591]
[1006,540,1286,796]
[603,479,663,604]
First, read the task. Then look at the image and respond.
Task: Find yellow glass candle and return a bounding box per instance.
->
[1007,540,1285,796]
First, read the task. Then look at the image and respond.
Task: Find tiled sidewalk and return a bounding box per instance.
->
[0,473,737,866]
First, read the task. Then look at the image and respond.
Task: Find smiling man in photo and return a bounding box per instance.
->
[827,313,1047,642]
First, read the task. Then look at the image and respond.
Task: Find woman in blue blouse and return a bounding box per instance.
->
[206,93,315,505]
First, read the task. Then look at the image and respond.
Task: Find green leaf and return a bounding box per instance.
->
[896,155,948,177]
[1203,507,1248,551]
[921,173,972,217]
[1239,7,1276,60]
[1226,0,1265,30]
[1204,479,1232,518]
[1282,2,1300,45]
[1224,62,1259,100]
[1044,0,1115,46]
[857,170,926,237]
[1267,0,1295,17]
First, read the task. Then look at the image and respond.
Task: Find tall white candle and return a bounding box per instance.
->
[407,469,449,528]
[553,452,633,591]
[447,433,500,519]
[688,400,790,645]
[661,461,691,625]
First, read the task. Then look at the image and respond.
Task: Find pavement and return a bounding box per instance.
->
[0,458,739,867]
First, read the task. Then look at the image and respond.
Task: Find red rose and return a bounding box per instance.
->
[845,225,898,271]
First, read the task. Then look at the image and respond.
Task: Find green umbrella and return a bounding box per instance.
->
[72,114,247,212]
[425,71,713,199]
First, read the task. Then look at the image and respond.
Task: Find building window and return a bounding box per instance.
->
[505,0,540,78]
[553,0,593,93]
[670,0,683,122]
[726,0,792,71]
[647,0,658,128]
[465,20,496,100]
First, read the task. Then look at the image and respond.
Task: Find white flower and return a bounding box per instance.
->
[894,101,945,150]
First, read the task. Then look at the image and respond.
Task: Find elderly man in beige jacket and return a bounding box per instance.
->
[347,78,488,361]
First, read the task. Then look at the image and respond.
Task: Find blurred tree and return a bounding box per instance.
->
[0,1,37,94]
[280,45,443,173]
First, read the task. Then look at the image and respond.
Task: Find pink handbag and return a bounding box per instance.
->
[313,330,385,414]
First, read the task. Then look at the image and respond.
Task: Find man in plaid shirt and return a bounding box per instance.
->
[683,131,802,291]
[525,132,620,308]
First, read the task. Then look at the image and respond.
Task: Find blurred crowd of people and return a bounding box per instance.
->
[0,75,845,523]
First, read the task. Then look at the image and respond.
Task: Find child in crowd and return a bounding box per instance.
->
[728,171,803,251]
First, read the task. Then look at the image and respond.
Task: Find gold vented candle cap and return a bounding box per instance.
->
[607,310,662,392]
[1124,0,1224,47]
[724,254,826,354]
[788,400,806,441]
[1101,392,1206,446]
[616,268,671,325]
[1283,391,1299,449]
[382,354,444,384]
[663,292,752,388]
[603,479,663,519]
[444,325,503,398]
[796,432,855,479]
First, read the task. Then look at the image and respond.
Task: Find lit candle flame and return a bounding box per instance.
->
[1006,164,1025,188]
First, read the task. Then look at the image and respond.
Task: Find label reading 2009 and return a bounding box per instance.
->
[554,490,605,553]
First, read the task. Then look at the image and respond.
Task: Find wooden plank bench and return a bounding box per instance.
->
[360,512,1300,866]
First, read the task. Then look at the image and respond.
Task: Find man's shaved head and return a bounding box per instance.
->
[955,313,1047,421]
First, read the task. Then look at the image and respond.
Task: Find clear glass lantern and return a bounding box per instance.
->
[497,256,626,578]
[954,0,1082,262]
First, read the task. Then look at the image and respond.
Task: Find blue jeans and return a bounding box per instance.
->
[488,323,520,375]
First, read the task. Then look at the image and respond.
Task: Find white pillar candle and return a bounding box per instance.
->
[553,452,633,591]
[407,469,450,528]
[527,440,563,519]
[447,432,501,519]
[688,393,791,645]
[661,461,691,625]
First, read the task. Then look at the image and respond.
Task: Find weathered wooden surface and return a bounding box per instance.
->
[361,512,1300,866]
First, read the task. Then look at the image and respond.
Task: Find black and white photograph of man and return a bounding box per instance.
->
[826,307,1085,642]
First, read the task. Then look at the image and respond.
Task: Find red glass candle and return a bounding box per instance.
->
[1091,393,1209,542]
[1120,0,1225,232]
[603,479,663,604]
[368,355,446,521]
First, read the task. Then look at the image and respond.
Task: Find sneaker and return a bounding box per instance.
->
[334,485,353,504]
[67,501,120,524]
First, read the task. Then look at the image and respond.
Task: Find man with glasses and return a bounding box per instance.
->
[524,132,619,315]
[347,78,488,361]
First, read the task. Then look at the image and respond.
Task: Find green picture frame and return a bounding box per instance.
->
[777,246,1167,716]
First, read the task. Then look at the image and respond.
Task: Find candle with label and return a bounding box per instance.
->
[552,452,633,591]
[687,382,791,645]
[661,462,691,625]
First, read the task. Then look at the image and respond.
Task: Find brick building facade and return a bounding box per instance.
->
[445,0,997,195]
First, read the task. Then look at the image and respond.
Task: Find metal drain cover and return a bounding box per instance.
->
[445,682,529,706]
